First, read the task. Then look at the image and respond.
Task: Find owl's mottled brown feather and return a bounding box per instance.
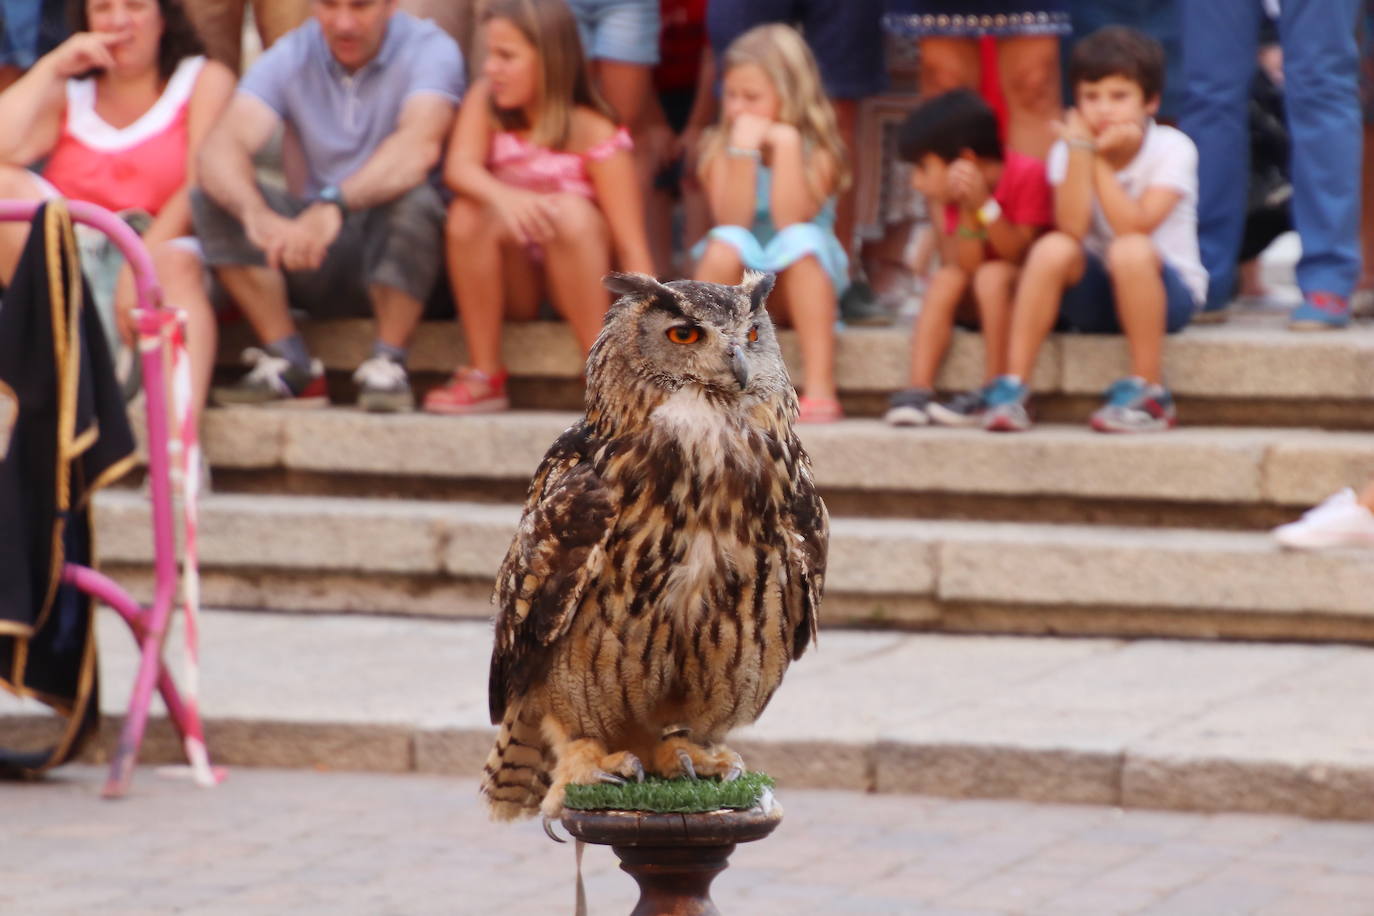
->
[489,428,618,725]
[480,272,827,822]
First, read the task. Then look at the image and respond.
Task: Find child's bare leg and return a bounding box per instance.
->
[542,193,613,354]
[693,240,745,285]
[908,265,968,388]
[1007,232,1084,379]
[1360,477,1374,511]
[774,256,838,401]
[1106,234,1166,384]
[972,261,1019,382]
[446,197,507,376]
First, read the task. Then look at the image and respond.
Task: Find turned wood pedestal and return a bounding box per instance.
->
[561,793,783,916]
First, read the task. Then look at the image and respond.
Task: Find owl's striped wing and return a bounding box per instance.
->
[783,450,828,660]
[488,425,618,725]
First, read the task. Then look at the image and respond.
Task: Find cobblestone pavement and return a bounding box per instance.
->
[4,767,1374,915]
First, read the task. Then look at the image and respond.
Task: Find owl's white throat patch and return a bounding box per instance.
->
[649,386,741,467]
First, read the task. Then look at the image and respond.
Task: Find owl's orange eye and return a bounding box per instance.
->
[666,325,701,344]
[747,326,759,343]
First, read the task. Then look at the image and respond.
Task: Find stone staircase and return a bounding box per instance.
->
[46,299,1374,821]
[98,309,1374,644]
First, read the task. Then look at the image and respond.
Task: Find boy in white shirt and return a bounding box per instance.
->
[982,26,1206,433]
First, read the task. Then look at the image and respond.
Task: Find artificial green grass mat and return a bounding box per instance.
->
[564,773,775,813]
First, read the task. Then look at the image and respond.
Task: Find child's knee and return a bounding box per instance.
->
[1106,234,1158,274]
[549,194,608,244]
[696,240,743,274]
[1027,231,1081,271]
[446,196,488,242]
[932,264,967,283]
[972,260,1017,296]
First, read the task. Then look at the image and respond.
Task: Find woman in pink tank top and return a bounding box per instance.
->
[0,0,233,423]
[423,0,654,416]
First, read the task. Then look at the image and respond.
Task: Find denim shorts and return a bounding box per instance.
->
[707,0,887,99]
[1056,251,1197,334]
[566,0,661,65]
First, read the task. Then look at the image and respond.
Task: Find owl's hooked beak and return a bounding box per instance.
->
[730,344,750,390]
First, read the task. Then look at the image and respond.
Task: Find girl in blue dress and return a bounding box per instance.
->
[694,23,849,423]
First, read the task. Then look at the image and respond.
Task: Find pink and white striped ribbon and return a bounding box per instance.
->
[161,308,214,787]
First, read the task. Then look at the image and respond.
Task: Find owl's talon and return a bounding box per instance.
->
[677,750,698,780]
[631,758,646,783]
[543,816,567,844]
[594,770,626,785]
[723,765,743,783]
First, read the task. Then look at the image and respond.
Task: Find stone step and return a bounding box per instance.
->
[140,408,1374,529]
[217,311,1374,425]
[92,490,1374,642]
[4,610,1371,821]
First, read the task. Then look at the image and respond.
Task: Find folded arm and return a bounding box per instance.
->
[1094,161,1182,237]
[336,92,455,211]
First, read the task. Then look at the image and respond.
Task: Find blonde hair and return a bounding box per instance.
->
[701,24,851,197]
[478,0,616,150]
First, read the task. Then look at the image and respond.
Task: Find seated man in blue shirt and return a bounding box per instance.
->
[195,0,465,412]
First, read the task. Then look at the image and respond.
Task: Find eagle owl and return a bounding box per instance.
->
[480,271,828,825]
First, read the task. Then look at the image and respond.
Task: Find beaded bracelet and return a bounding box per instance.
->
[1066,138,1097,152]
[956,226,989,240]
[726,146,762,160]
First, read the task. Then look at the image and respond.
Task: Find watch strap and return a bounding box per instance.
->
[316,184,348,217]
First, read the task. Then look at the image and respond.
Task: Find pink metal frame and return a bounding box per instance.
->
[0,199,220,797]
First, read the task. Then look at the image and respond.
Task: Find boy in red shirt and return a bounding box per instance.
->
[886,89,1053,427]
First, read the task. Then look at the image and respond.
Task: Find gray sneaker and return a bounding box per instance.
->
[927,388,987,427]
[884,387,935,426]
[353,354,414,412]
[840,281,895,327]
[212,348,327,408]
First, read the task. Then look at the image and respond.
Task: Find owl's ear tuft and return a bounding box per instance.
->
[742,271,776,314]
[605,272,672,302]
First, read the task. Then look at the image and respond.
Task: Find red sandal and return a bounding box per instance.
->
[423,367,511,415]
[797,395,843,424]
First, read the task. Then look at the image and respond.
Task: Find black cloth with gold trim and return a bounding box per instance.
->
[0,202,135,775]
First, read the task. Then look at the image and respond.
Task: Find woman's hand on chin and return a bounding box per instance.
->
[47,32,122,80]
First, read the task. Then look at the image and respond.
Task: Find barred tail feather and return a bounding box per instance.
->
[480,707,550,821]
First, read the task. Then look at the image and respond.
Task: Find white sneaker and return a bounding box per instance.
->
[353,354,413,413]
[1272,488,1374,549]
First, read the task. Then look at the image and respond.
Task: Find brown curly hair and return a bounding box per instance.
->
[65,0,207,81]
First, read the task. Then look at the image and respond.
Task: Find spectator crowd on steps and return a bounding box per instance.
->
[2,0,1374,545]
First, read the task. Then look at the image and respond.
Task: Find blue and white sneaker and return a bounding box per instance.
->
[981,375,1031,432]
[1090,376,1176,433]
[1289,292,1351,330]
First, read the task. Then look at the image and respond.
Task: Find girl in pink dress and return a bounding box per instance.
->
[425,0,653,415]
[0,0,233,423]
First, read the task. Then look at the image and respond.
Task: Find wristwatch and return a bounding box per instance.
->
[976,197,1002,227]
[316,184,348,218]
